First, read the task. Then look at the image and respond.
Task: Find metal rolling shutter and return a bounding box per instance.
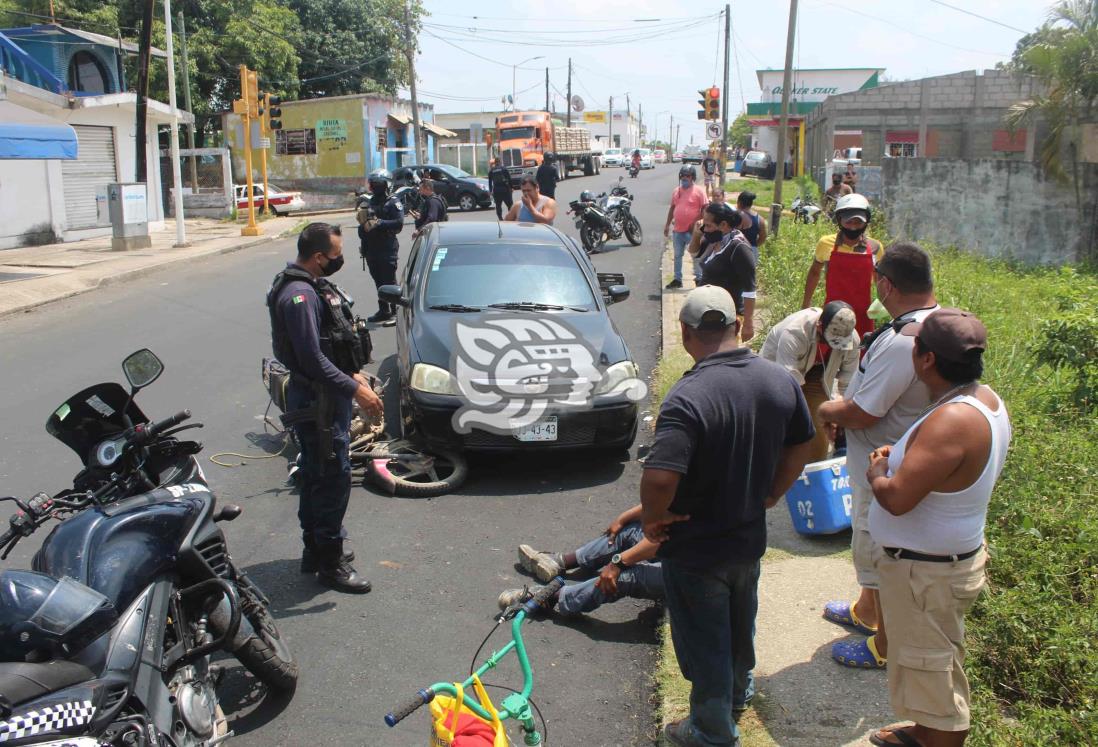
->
[62,125,117,230]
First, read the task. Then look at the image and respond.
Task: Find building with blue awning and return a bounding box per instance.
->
[0,99,77,159]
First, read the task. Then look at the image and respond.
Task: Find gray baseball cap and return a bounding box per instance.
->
[680,285,737,330]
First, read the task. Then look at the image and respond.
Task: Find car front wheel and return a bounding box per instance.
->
[458,192,477,211]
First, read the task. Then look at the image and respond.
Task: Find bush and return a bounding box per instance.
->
[754,228,1098,743]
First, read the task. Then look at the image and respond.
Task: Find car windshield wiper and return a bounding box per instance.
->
[488,301,566,311]
[428,304,482,312]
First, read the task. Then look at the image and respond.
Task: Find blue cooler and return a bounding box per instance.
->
[785,456,853,535]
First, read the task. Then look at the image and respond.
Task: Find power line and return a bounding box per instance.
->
[927,0,1028,34]
[428,12,715,23]
[0,8,141,34]
[424,16,717,48]
[712,8,723,86]
[423,17,713,35]
[422,29,547,70]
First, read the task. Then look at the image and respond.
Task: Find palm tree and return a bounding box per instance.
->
[1005,0,1098,213]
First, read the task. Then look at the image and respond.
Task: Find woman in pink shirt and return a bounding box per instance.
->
[663,165,709,289]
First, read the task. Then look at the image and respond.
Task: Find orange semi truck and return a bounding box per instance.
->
[495,111,601,185]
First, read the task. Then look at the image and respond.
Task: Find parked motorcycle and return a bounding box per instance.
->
[569,182,643,254]
[791,196,822,224]
[0,349,297,746]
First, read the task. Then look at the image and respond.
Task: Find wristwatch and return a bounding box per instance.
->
[611,553,627,570]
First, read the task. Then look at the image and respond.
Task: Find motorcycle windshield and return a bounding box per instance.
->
[45,383,147,464]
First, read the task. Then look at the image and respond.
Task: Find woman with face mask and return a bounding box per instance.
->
[800,193,884,338]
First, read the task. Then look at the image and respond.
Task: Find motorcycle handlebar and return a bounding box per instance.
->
[132,410,191,446]
[385,688,434,727]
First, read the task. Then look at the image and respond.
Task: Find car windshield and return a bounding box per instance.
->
[605,148,621,155]
[432,163,472,179]
[500,126,537,140]
[424,243,597,309]
[746,152,767,161]
[639,149,651,156]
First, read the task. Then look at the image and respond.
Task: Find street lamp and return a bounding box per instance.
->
[512,55,545,111]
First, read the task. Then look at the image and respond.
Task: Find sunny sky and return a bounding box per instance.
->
[410,0,1053,147]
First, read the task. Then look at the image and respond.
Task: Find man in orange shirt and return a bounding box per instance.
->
[663,165,709,289]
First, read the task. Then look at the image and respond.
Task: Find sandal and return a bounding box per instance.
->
[832,634,886,669]
[869,725,922,747]
[823,600,878,636]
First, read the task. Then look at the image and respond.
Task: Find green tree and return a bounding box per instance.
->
[1005,0,1098,213]
[727,112,751,147]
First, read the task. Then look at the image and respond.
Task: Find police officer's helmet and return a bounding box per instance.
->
[679,165,697,181]
[367,169,392,188]
[580,189,596,202]
[543,152,555,163]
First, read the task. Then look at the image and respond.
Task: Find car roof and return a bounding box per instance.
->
[428,221,572,245]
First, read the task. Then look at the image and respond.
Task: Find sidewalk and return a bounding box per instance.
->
[657,243,892,746]
[0,213,352,319]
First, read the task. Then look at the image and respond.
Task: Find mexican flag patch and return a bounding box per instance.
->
[292,294,306,304]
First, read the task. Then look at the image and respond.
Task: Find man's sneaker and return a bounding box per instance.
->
[367,311,395,326]
[665,279,683,290]
[517,545,564,583]
[497,586,535,610]
[317,561,372,594]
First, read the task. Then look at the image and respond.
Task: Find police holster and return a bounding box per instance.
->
[280,381,337,461]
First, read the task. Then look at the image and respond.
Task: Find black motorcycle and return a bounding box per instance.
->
[0,350,297,746]
[570,184,643,254]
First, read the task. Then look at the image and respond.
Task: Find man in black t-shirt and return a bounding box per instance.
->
[642,286,816,747]
[691,202,758,341]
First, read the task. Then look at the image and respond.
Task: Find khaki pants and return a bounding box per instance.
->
[802,367,831,465]
[876,546,987,732]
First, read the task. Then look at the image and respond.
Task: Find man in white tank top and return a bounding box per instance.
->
[865,309,1010,747]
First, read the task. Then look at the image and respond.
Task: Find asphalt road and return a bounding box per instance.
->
[0,162,680,746]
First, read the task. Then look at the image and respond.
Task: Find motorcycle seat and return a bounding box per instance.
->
[0,660,95,706]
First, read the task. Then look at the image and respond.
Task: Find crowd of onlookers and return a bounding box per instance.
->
[505,167,1011,747]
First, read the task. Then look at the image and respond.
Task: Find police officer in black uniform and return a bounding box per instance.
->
[488,157,514,220]
[358,168,404,325]
[535,152,558,198]
[268,222,382,593]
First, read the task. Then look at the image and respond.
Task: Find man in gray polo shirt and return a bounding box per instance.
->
[818,242,940,670]
[643,286,817,746]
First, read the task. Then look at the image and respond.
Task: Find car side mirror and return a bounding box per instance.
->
[378,284,409,307]
[607,285,630,304]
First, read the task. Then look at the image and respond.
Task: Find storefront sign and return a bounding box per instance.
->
[583,111,607,124]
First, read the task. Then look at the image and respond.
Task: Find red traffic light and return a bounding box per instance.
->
[708,86,720,99]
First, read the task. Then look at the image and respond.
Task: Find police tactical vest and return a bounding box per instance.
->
[267,266,372,377]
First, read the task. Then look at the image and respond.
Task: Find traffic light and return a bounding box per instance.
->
[706,86,720,120]
[246,70,260,118]
[697,88,708,120]
[266,94,282,131]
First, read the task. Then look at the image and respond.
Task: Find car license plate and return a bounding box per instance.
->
[514,417,558,442]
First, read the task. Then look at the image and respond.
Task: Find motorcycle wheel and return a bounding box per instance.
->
[361,438,468,498]
[581,224,605,253]
[233,570,299,693]
[624,216,643,245]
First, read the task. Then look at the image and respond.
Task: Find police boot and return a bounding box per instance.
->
[300,535,355,573]
[315,540,372,594]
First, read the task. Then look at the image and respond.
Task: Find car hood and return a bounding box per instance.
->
[467,177,490,191]
[410,307,630,372]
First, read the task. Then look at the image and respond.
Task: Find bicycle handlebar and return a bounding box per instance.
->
[385,687,435,727]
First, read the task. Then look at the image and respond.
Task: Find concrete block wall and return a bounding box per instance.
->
[882,158,1098,265]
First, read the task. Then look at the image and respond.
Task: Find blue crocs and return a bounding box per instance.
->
[823,600,878,636]
[832,635,887,669]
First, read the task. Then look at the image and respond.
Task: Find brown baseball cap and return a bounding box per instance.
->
[901,307,987,362]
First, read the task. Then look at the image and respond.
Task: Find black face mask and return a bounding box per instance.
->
[704,229,723,243]
[321,254,344,276]
[840,225,866,241]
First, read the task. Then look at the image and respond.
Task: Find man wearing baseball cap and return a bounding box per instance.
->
[866,309,1010,747]
[643,286,817,746]
[761,300,861,463]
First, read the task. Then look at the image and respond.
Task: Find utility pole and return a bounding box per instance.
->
[545,67,549,112]
[163,0,186,246]
[669,114,673,150]
[675,123,681,154]
[771,0,798,237]
[178,11,198,191]
[720,3,731,177]
[638,103,643,145]
[608,96,614,148]
[625,93,631,147]
[134,0,154,183]
[566,58,572,127]
[404,0,424,164]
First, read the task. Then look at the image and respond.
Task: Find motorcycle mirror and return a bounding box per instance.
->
[122,349,164,391]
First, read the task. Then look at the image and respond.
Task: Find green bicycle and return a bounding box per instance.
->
[384,577,564,745]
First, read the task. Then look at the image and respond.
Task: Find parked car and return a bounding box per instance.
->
[379,221,639,452]
[653,149,667,163]
[673,151,684,162]
[602,147,624,167]
[234,183,305,215]
[739,150,776,178]
[392,163,492,211]
[680,145,703,164]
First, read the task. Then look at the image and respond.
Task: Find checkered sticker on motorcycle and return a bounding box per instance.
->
[0,700,96,742]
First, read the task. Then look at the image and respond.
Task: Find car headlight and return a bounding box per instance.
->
[594,360,641,396]
[410,363,460,395]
